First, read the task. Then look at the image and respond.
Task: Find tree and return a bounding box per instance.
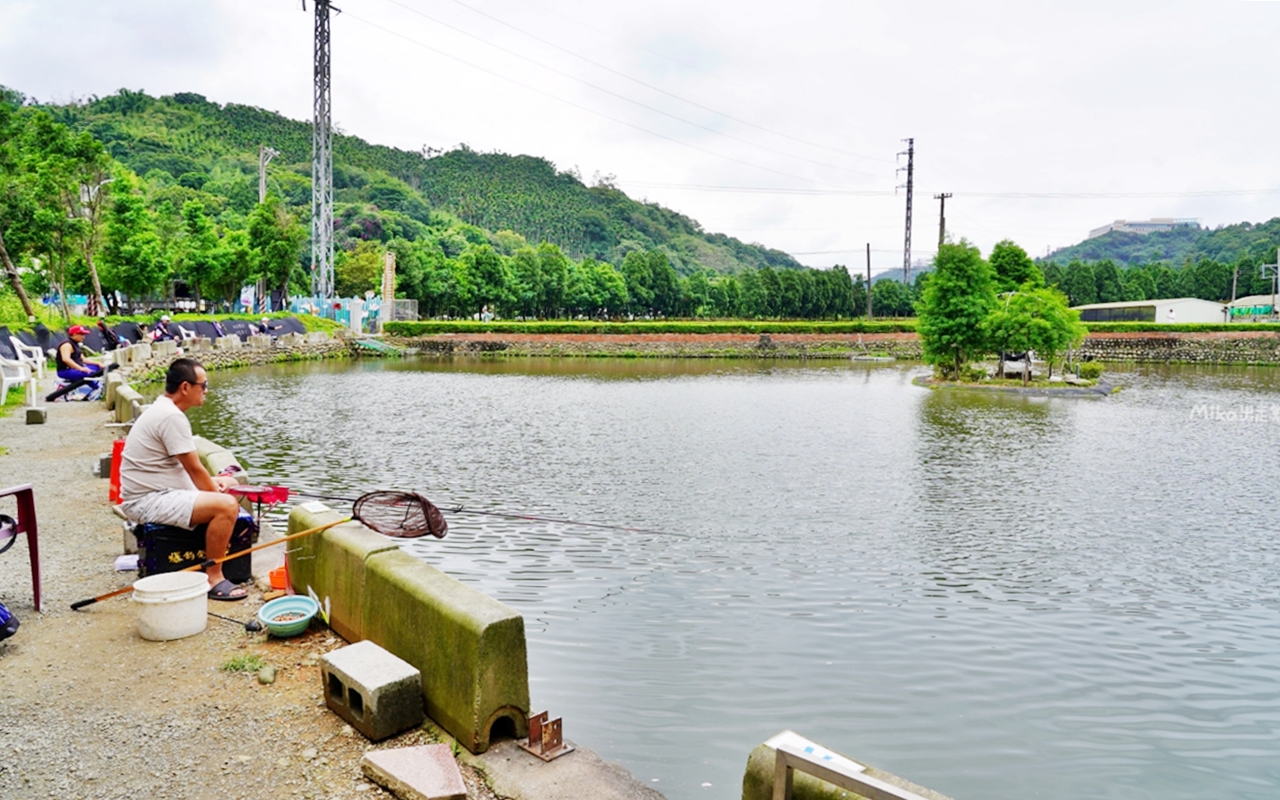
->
[98,172,165,305]
[984,285,1085,382]
[917,240,996,379]
[1062,261,1097,306]
[248,193,305,306]
[1093,260,1124,303]
[989,240,1043,293]
[335,239,384,298]
[175,200,221,304]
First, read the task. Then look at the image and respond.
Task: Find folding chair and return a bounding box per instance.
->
[0,484,41,612]
[8,336,46,380]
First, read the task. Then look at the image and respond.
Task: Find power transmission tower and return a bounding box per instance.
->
[933,193,952,250]
[897,138,914,286]
[306,0,336,301]
[258,145,280,204]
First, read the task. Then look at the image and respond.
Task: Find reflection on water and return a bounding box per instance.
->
[189,358,1280,800]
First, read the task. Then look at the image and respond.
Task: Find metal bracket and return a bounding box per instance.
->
[518,711,574,762]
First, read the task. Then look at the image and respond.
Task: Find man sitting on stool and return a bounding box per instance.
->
[47,324,116,401]
[118,358,247,601]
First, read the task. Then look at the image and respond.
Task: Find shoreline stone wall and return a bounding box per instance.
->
[387,332,924,360]
[391,330,1280,365]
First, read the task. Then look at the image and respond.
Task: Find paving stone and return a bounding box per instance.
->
[361,745,465,800]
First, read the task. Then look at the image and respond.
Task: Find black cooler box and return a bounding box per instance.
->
[137,512,256,584]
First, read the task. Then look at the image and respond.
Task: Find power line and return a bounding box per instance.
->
[372,0,881,178]
[617,181,1280,199]
[341,10,829,187]
[421,0,897,166]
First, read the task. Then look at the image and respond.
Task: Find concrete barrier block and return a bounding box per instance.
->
[25,407,46,424]
[153,340,178,357]
[104,371,124,410]
[130,342,152,362]
[193,336,213,353]
[286,505,401,643]
[216,334,242,350]
[305,331,330,344]
[363,549,530,754]
[361,745,465,800]
[97,453,112,478]
[114,385,143,424]
[247,334,271,349]
[322,641,425,742]
[279,332,305,347]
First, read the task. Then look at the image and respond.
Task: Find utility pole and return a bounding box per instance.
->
[258,145,280,204]
[866,243,873,318]
[306,0,336,302]
[933,192,952,251]
[1261,248,1280,321]
[897,138,914,286]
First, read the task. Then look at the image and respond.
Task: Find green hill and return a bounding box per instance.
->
[1045,219,1280,268]
[44,89,800,275]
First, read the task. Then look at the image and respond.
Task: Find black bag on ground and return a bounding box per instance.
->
[0,600,17,642]
[137,513,256,584]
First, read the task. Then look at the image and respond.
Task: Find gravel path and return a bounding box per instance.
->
[0,401,502,800]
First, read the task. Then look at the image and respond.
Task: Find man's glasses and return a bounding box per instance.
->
[191,381,209,392]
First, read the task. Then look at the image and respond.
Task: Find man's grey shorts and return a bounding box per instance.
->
[120,489,199,529]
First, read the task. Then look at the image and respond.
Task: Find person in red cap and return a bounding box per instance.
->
[50,325,107,399]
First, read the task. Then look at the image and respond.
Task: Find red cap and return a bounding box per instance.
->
[68,325,91,336]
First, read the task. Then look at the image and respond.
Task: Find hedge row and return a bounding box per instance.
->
[383,320,921,336]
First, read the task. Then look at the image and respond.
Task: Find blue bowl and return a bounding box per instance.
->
[257,595,319,638]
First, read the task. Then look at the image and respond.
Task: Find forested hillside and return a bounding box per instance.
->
[45,89,800,274]
[1046,219,1280,268]
[2,86,873,326]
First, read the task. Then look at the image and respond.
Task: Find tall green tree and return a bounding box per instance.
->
[248,193,305,306]
[984,286,1085,381]
[917,241,996,379]
[989,240,1043,293]
[98,172,164,305]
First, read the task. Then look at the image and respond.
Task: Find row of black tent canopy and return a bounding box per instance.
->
[0,317,309,362]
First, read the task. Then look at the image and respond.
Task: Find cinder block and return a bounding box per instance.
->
[304,331,330,344]
[321,640,424,742]
[215,334,242,350]
[280,332,305,347]
[361,745,465,800]
[247,334,271,349]
[130,342,152,362]
[25,407,47,424]
[97,453,113,478]
[153,340,178,356]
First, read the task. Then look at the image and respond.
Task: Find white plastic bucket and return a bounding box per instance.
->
[132,572,209,641]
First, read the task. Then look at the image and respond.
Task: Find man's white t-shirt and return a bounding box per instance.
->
[119,396,198,502]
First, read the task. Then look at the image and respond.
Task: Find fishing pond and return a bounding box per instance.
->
[188,358,1280,800]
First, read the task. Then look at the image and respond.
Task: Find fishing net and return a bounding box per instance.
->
[353,491,449,539]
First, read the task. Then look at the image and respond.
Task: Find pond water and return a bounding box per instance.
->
[188,358,1280,800]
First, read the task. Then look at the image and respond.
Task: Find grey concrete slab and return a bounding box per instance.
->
[361,745,466,800]
[468,737,667,800]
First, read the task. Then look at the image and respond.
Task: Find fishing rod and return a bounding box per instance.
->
[288,489,688,538]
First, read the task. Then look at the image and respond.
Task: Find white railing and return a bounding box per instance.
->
[770,731,934,800]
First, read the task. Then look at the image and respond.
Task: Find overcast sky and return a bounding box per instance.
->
[2,0,1278,272]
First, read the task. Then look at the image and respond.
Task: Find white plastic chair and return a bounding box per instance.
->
[177,325,198,342]
[8,336,45,380]
[0,357,32,405]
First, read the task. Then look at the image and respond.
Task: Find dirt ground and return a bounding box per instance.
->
[0,401,502,800]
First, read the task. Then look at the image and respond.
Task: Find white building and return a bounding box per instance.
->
[1086,218,1199,240]
[1072,297,1228,324]
[1227,294,1278,320]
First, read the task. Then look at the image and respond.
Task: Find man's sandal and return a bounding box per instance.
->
[208,579,248,602]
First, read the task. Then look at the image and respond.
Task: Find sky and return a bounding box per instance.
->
[2,0,1279,274]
